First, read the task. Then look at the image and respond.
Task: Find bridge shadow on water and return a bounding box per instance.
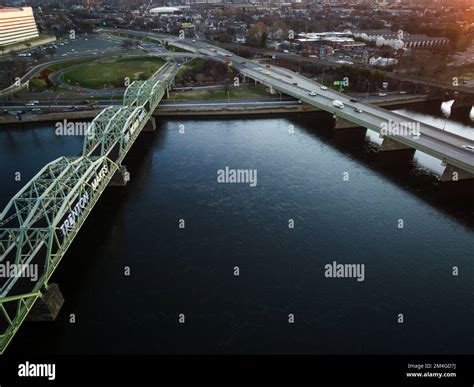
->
[288,111,474,230]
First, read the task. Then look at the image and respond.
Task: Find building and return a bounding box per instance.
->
[149,7,183,17]
[0,7,39,47]
[353,30,450,49]
[368,56,399,67]
[297,31,366,52]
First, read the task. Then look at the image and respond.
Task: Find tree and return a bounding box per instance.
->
[121,39,135,51]
[246,21,269,48]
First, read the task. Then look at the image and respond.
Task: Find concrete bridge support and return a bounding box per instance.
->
[27,283,64,321]
[143,116,156,132]
[440,164,474,182]
[333,116,367,144]
[109,165,130,187]
[377,137,415,165]
[266,85,277,95]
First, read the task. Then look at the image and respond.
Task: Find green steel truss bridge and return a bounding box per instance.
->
[0,62,176,354]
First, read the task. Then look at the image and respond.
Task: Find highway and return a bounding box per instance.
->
[169,37,473,176]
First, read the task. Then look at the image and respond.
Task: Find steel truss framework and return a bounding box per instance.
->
[0,74,168,354]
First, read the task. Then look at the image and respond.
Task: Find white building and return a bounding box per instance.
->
[353,30,449,50]
[149,7,182,17]
[0,7,39,47]
[368,56,399,67]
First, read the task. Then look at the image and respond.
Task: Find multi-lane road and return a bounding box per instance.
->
[166,36,473,176]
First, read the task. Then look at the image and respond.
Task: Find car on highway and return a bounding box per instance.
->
[31,108,42,113]
[332,100,344,109]
[354,108,363,113]
[7,110,24,116]
[225,54,232,57]
[462,145,474,152]
[350,98,359,103]
[192,39,196,42]
[320,86,328,90]
[292,82,298,86]
[308,91,317,96]
[378,92,387,97]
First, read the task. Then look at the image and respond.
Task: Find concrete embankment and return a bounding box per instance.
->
[0,103,315,125]
[0,95,430,125]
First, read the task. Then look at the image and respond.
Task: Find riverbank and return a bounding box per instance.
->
[0,95,430,125]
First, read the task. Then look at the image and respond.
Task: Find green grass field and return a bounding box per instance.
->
[49,58,99,72]
[62,57,165,89]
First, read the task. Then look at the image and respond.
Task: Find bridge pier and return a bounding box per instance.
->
[440,164,474,182]
[376,137,415,165]
[266,85,277,95]
[143,117,156,132]
[27,283,64,322]
[109,165,130,187]
[333,116,367,144]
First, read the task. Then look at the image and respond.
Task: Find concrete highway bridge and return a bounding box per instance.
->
[170,37,474,182]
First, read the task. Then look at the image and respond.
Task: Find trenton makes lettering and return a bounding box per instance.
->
[91,165,108,191]
[59,191,90,237]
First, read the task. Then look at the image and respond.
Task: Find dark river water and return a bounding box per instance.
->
[1,102,473,355]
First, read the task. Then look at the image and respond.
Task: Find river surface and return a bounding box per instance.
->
[1,102,473,355]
